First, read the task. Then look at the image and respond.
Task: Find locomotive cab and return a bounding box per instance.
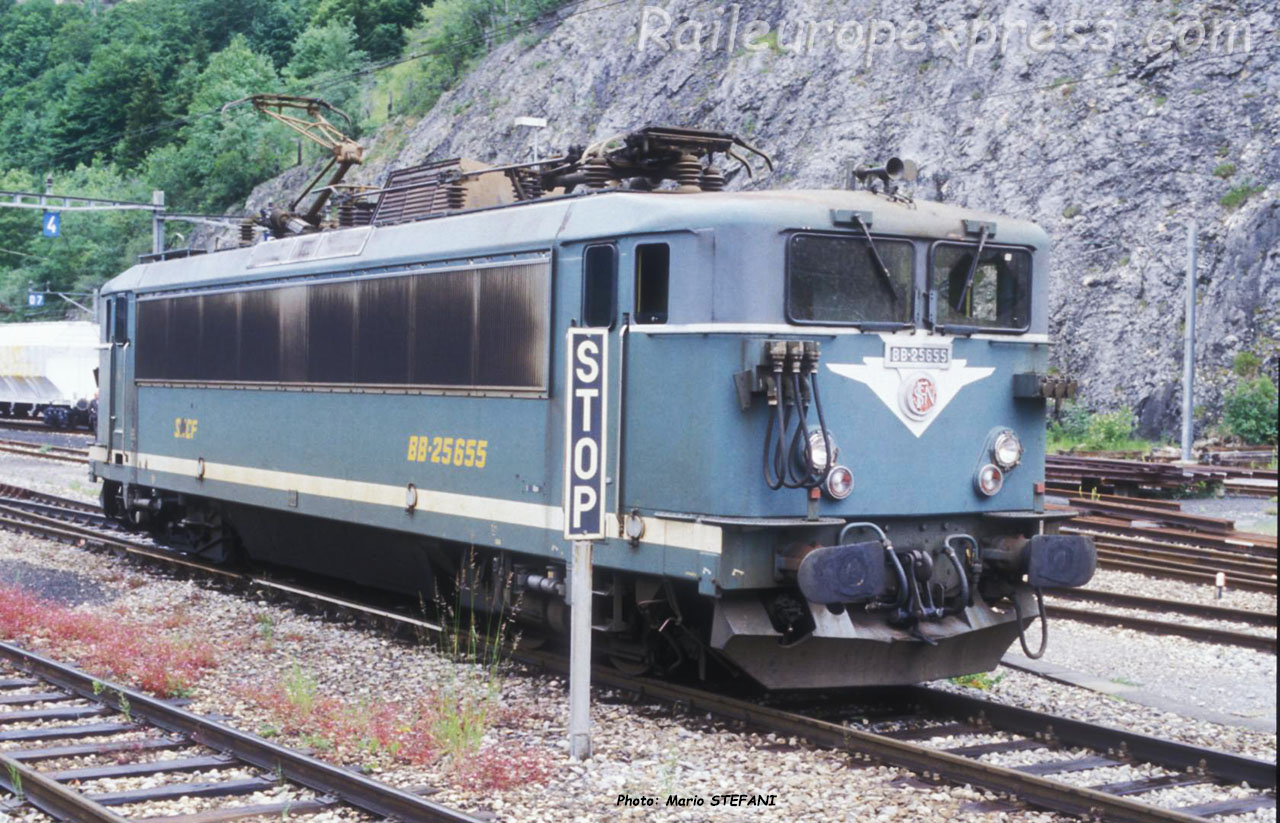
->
[567,190,1097,688]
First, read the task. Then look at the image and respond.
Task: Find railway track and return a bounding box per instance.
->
[0,642,482,823]
[0,484,1275,823]
[1043,588,1277,654]
[0,437,89,464]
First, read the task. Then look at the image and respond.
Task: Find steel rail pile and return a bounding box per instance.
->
[1047,454,1278,499]
[1043,491,1277,593]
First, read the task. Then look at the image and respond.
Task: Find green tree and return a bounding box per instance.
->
[146,36,292,211]
[285,18,367,118]
[309,0,420,60]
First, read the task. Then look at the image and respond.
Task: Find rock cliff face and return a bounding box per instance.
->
[242,0,1278,438]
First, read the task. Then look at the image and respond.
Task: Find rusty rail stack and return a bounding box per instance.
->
[1044,492,1276,594]
[1047,453,1278,499]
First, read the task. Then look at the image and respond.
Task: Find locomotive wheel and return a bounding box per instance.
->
[100,480,126,523]
[607,651,653,677]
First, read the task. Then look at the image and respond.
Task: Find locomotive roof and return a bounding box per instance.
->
[101,188,1048,296]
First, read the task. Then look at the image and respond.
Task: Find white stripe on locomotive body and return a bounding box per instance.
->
[634,324,1050,344]
[116,449,723,555]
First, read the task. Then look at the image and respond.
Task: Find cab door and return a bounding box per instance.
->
[101,294,131,458]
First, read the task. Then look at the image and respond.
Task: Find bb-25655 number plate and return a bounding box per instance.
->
[885,342,951,368]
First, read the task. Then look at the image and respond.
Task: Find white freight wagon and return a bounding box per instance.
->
[0,321,99,429]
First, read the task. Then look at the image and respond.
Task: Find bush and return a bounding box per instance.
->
[1081,408,1135,450]
[1048,404,1143,452]
[1048,401,1091,443]
[1223,377,1278,445]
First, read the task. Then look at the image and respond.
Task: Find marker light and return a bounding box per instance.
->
[992,430,1023,470]
[975,464,1004,496]
[801,429,837,474]
[825,465,854,500]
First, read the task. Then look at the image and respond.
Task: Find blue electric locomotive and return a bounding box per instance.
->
[90,126,1095,689]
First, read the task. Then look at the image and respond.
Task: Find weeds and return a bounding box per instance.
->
[0,583,217,696]
[283,661,318,715]
[950,671,1005,691]
[1219,183,1265,211]
[5,761,23,803]
[237,559,550,791]
[256,613,277,645]
[1048,403,1156,453]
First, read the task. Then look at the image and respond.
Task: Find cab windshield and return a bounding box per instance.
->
[932,243,1031,332]
[787,233,913,327]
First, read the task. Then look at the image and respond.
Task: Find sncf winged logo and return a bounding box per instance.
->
[826,334,994,438]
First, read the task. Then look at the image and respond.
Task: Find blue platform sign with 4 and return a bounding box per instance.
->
[563,328,608,540]
[42,211,60,238]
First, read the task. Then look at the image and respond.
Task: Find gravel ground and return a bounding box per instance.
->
[0,559,112,606]
[0,454,98,504]
[0,455,1274,823]
[1082,567,1278,613]
[0,420,93,450]
[1004,617,1276,724]
[933,666,1276,762]
[0,528,1076,823]
[1180,496,1279,537]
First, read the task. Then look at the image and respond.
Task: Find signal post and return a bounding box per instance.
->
[564,327,608,760]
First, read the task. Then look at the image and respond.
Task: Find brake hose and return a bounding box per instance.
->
[942,535,975,613]
[762,350,836,491]
[763,364,801,489]
[1011,587,1048,659]
[787,371,812,486]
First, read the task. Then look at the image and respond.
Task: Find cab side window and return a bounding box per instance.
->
[582,244,617,328]
[111,296,129,343]
[635,243,670,324]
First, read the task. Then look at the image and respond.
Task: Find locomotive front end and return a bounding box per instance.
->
[651,193,1098,689]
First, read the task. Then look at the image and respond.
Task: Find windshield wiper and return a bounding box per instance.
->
[952,225,990,312]
[849,214,900,306]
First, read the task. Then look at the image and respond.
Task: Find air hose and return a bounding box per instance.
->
[1011,587,1048,659]
[761,345,835,492]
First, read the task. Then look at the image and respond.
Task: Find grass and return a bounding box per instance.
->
[1048,431,1158,454]
[237,663,549,790]
[5,761,22,803]
[950,671,1005,691]
[0,583,217,696]
[256,613,276,645]
[237,561,548,791]
[1220,183,1265,210]
[1047,404,1161,454]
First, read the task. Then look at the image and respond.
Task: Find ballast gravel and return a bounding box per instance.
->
[0,528,1072,823]
[1084,567,1278,613]
[0,455,1276,822]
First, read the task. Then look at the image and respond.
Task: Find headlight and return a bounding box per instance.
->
[800,428,837,474]
[992,430,1023,470]
[825,465,854,500]
[975,463,1004,496]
